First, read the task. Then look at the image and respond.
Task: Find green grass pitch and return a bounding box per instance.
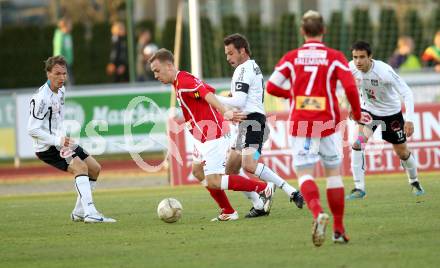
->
[1,173,439,268]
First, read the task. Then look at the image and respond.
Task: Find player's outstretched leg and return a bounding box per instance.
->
[193,163,239,222]
[208,174,274,214]
[206,187,239,222]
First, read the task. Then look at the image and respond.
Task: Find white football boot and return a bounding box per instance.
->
[211,210,239,222]
[84,213,117,223]
[312,212,329,247]
[71,212,85,222]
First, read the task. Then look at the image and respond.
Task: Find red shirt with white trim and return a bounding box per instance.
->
[267,41,361,137]
[173,71,227,142]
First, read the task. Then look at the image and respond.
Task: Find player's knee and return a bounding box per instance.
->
[352,135,367,150]
[226,162,240,175]
[242,161,256,174]
[206,176,221,189]
[71,158,88,174]
[192,168,204,182]
[397,149,410,160]
[207,180,221,189]
[89,162,101,179]
[352,143,362,151]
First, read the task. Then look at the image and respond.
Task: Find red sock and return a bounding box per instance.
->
[300,180,322,219]
[227,175,267,192]
[327,187,345,234]
[206,188,235,214]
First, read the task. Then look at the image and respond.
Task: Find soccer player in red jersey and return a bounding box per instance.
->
[149,48,275,221]
[266,10,364,246]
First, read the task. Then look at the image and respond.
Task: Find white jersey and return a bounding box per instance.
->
[349,60,415,122]
[218,59,265,115]
[27,82,65,152]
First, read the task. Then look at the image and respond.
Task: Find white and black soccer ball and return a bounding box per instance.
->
[157,198,183,223]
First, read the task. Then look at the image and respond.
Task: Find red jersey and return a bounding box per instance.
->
[267,41,361,137]
[173,71,227,142]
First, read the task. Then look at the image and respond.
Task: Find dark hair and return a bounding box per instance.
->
[148,48,174,63]
[45,56,67,72]
[301,10,324,37]
[351,40,372,56]
[223,33,251,55]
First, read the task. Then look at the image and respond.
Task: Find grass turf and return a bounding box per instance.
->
[1,173,439,268]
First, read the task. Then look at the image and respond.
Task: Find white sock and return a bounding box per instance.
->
[327,175,344,189]
[401,153,418,184]
[351,148,366,191]
[220,175,229,190]
[72,196,83,215]
[254,163,297,196]
[90,180,97,191]
[72,179,97,215]
[75,175,99,216]
[239,168,264,210]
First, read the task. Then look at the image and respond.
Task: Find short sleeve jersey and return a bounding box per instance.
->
[173,71,227,143]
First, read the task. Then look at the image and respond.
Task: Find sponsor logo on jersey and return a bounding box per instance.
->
[253,65,262,75]
[37,100,46,116]
[194,92,200,99]
[185,121,193,130]
[365,88,377,100]
[238,67,245,82]
[371,79,379,86]
[60,91,65,105]
[295,96,326,111]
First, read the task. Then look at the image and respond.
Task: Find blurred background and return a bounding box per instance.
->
[1,0,440,87]
[1,0,439,190]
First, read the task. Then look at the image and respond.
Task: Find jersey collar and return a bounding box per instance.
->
[302,40,325,48]
[173,71,180,88]
[365,60,375,74]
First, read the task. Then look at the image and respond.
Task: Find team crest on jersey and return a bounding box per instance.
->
[390,120,402,131]
[371,79,379,86]
[37,100,46,116]
[253,65,262,75]
[296,96,326,111]
[60,91,65,105]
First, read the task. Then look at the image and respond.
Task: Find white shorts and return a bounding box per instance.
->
[192,135,229,176]
[290,132,342,170]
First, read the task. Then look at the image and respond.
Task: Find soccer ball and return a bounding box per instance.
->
[157,198,183,223]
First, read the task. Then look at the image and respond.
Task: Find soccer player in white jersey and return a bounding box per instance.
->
[218,33,304,217]
[28,56,116,223]
[347,41,425,200]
